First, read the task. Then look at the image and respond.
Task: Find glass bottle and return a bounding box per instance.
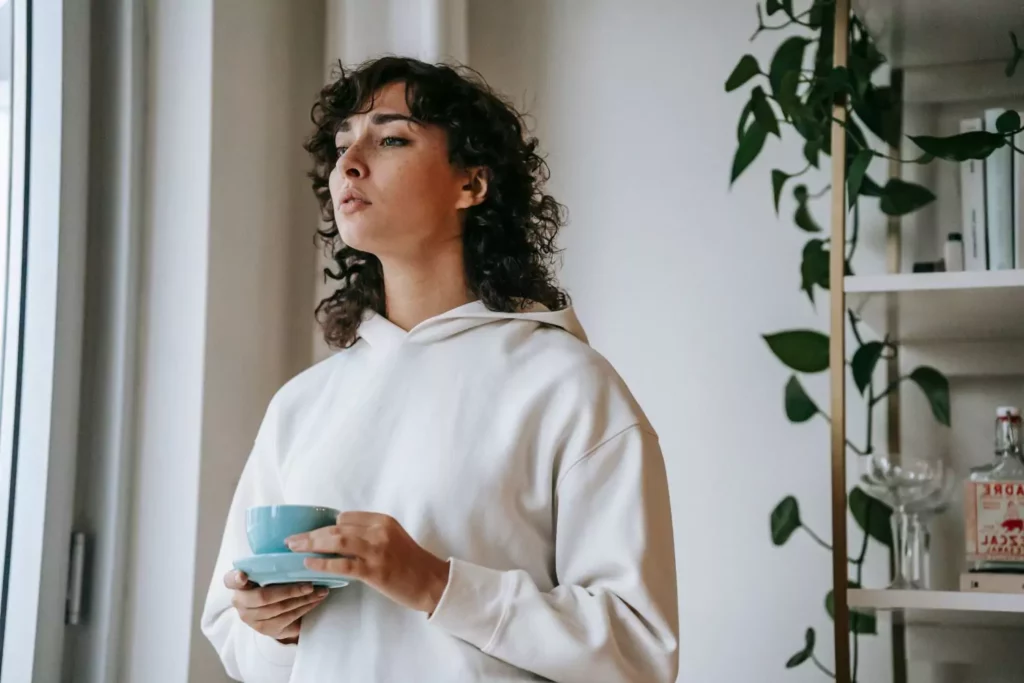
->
[965,406,1024,573]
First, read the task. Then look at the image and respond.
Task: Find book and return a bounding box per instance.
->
[959,117,988,271]
[1016,128,1023,268]
[984,108,1014,270]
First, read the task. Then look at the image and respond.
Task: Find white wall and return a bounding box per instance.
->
[469,1,891,681]
[123,1,324,682]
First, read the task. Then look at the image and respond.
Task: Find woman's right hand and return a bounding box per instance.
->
[224,570,330,644]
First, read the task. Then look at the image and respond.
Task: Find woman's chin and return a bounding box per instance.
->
[338,222,383,254]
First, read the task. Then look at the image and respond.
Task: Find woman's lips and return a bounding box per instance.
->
[339,198,370,215]
[337,188,371,215]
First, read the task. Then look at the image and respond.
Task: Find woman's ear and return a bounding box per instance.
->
[455,167,490,210]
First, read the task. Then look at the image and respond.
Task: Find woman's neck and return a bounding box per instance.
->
[381,245,473,332]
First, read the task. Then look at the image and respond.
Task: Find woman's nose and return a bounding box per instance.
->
[339,145,368,179]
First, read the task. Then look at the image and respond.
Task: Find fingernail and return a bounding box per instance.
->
[301,584,315,594]
[315,587,329,597]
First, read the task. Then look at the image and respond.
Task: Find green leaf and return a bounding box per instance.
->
[826,582,877,635]
[737,99,754,142]
[996,110,1022,134]
[803,139,820,168]
[731,119,768,185]
[909,131,1006,161]
[806,0,831,28]
[769,37,810,105]
[849,486,893,547]
[726,54,761,92]
[771,496,801,546]
[847,55,872,98]
[785,628,816,669]
[800,238,829,301]
[853,85,901,148]
[909,366,951,427]
[846,149,873,209]
[879,179,936,216]
[794,201,822,233]
[859,174,884,197]
[846,118,868,154]
[765,0,796,19]
[851,341,883,395]
[763,330,830,373]
[850,34,885,77]
[784,376,818,422]
[793,182,821,233]
[771,170,790,214]
[751,86,781,138]
[824,65,852,96]
[776,71,802,117]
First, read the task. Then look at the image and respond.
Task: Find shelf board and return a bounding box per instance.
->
[853,0,1024,69]
[849,588,1024,628]
[844,270,1024,343]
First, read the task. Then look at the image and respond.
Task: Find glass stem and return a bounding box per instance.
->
[889,507,915,589]
[905,512,925,588]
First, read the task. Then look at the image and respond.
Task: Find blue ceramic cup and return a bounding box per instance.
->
[246,504,340,555]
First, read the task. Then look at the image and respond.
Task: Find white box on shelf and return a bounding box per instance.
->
[984,108,1014,270]
[961,572,1024,594]
[959,117,987,271]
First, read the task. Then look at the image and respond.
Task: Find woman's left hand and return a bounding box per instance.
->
[285,511,451,615]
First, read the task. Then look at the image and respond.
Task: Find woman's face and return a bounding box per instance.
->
[329,82,483,259]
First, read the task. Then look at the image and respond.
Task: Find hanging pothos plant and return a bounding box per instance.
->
[727,0,1023,679]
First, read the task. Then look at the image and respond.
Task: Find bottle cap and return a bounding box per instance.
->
[997,406,1021,418]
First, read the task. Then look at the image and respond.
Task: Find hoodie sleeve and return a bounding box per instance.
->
[427,424,680,683]
[200,397,298,683]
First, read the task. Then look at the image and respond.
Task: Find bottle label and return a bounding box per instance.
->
[965,480,1024,562]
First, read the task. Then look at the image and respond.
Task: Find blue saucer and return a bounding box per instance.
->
[232,553,351,589]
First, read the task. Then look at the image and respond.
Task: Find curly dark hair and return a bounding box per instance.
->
[304,56,570,349]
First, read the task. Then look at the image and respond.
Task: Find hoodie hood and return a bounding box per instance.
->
[356,300,588,352]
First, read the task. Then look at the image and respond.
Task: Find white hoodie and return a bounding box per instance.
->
[201,301,679,682]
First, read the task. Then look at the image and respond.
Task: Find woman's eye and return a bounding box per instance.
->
[381,136,408,147]
[336,146,348,158]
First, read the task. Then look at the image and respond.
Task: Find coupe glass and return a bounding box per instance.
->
[858,452,947,590]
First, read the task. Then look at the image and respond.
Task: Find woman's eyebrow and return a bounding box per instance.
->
[336,112,420,133]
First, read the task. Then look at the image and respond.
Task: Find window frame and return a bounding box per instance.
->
[0,0,91,680]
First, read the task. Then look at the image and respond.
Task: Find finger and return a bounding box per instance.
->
[224,570,253,591]
[249,587,329,621]
[336,511,389,527]
[259,599,324,638]
[276,618,302,641]
[287,526,373,557]
[234,582,316,609]
[304,555,365,578]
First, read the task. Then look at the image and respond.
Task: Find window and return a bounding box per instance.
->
[0,1,91,679]
[0,0,21,633]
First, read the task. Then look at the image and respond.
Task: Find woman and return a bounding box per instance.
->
[201,56,679,683]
